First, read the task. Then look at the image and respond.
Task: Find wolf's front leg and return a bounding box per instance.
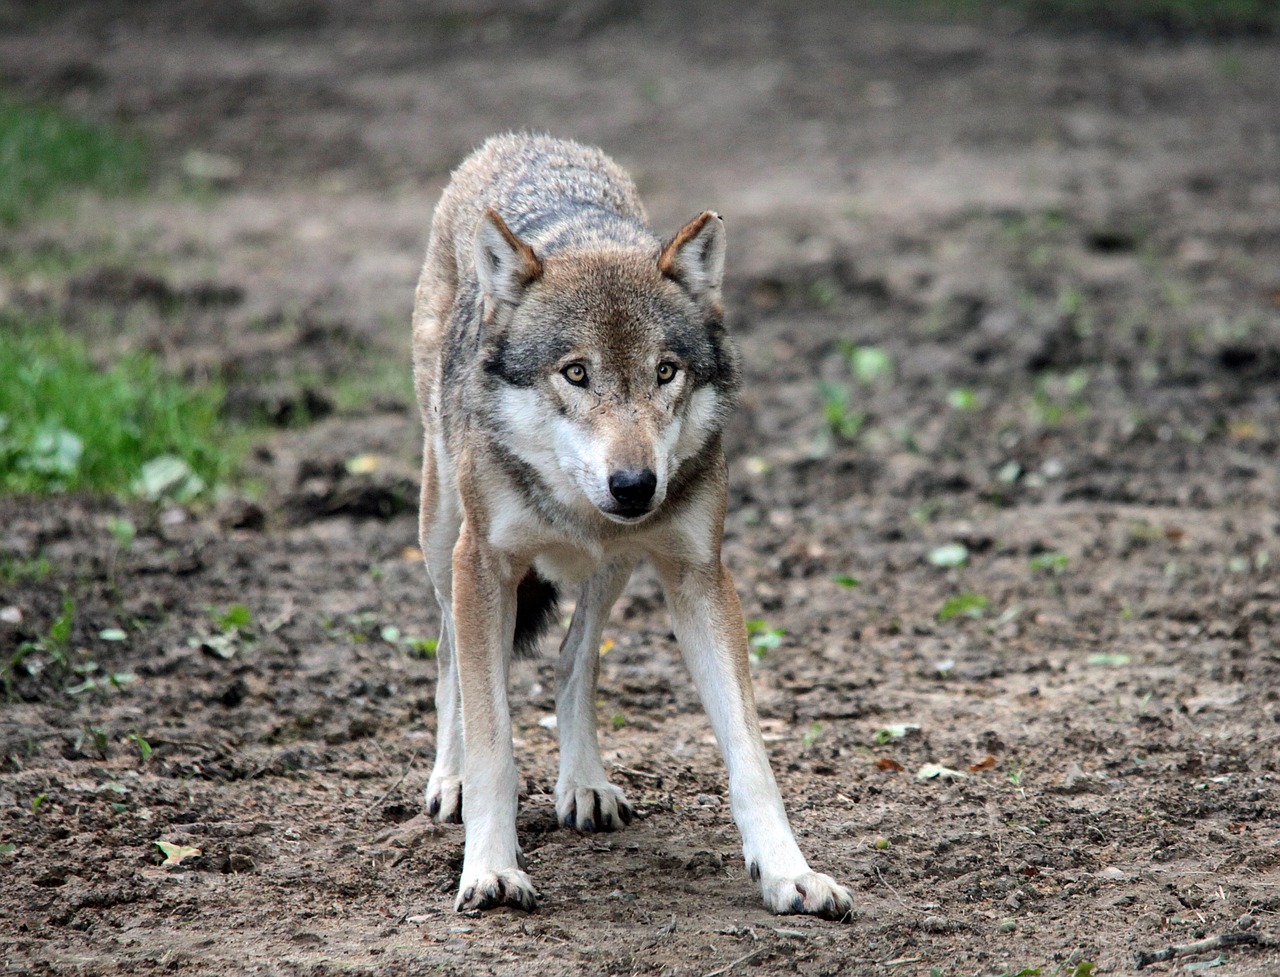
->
[658,559,853,921]
[451,529,536,912]
[556,558,636,832]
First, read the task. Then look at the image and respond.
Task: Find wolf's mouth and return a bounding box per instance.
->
[600,504,654,523]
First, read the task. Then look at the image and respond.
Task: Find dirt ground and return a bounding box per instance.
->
[3,2,1280,974]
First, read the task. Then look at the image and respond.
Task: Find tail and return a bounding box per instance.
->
[513,569,559,658]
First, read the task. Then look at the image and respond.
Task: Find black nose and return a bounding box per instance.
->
[608,469,657,511]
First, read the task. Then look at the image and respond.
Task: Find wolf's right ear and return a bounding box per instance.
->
[659,211,725,312]
[474,208,543,318]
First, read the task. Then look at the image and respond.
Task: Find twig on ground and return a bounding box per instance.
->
[1135,931,1260,969]
[610,763,664,782]
[701,947,766,977]
[873,866,964,927]
[367,747,420,814]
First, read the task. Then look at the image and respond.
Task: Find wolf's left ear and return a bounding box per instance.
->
[659,211,725,312]
[475,208,543,317]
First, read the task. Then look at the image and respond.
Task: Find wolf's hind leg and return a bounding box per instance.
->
[419,436,464,823]
[555,558,636,833]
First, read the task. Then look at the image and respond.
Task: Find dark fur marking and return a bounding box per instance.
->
[513,569,559,658]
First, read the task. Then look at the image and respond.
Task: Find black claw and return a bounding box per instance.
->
[619,804,634,826]
[428,796,440,817]
[462,886,474,904]
[562,810,575,829]
[593,794,604,829]
[791,894,805,914]
[581,816,595,834]
[603,812,614,831]
[749,861,760,882]
[447,809,462,825]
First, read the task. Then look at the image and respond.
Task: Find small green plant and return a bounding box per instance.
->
[874,723,919,744]
[610,712,627,730]
[938,592,989,621]
[947,387,978,410]
[77,724,109,759]
[107,517,136,551]
[840,343,894,385]
[1029,552,1069,574]
[818,382,865,442]
[213,604,253,633]
[5,597,78,698]
[1030,368,1090,426]
[126,732,152,762]
[745,619,785,662]
[832,574,861,589]
[0,316,232,497]
[0,554,52,585]
[0,95,147,226]
[802,721,824,750]
[380,624,439,658]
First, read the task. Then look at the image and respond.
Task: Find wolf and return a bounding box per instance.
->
[411,133,853,920]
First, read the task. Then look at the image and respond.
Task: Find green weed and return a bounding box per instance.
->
[818,382,866,442]
[0,554,52,585]
[0,94,147,226]
[938,592,990,621]
[0,315,232,497]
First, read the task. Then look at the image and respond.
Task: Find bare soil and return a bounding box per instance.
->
[2,3,1280,974]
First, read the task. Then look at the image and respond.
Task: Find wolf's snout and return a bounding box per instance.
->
[608,469,657,512]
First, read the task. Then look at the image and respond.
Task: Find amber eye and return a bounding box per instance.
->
[562,363,589,387]
[656,362,678,385]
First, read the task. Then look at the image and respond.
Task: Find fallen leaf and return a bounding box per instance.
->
[155,841,201,866]
[402,546,424,562]
[875,757,905,772]
[969,755,997,772]
[599,638,615,655]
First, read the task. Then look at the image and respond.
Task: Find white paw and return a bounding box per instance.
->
[555,781,634,833]
[756,869,854,921]
[455,867,538,912]
[425,774,463,824]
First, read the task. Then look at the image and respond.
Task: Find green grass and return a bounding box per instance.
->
[0,95,147,226]
[0,314,233,497]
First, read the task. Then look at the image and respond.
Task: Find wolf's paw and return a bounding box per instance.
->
[455,868,538,913]
[756,869,854,922]
[425,775,463,824]
[555,781,634,833]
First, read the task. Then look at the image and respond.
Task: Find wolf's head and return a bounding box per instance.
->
[475,209,739,525]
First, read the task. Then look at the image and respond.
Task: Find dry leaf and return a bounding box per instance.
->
[969,755,997,772]
[156,841,201,866]
[875,757,905,772]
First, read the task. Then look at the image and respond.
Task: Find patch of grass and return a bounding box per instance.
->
[0,554,52,585]
[0,94,147,226]
[0,313,233,497]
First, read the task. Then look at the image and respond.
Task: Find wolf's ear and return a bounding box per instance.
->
[475,208,543,316]
[659,211,725,310]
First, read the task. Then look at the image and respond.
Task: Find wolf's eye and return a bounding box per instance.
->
[562,363,589,387]
[656,362,677,385]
